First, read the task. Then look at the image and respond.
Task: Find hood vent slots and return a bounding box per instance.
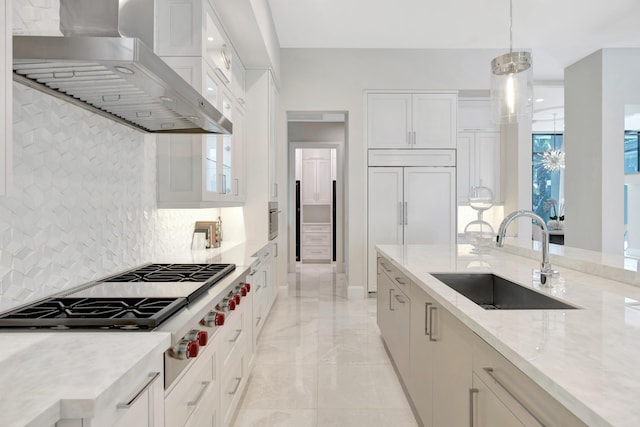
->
[13,0,232,135]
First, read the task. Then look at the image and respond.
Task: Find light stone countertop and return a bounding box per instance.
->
[376,243,640,427]
[0,240,271,426]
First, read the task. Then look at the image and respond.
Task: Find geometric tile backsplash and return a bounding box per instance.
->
[0,84,220,312]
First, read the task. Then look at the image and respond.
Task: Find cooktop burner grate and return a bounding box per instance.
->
[102,263,235,283]
[0,297,187,330]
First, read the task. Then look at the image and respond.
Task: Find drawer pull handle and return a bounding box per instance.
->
[256,316,262,326]
[380,262,392,273]
[389,289,395,311]
[394,277,406,285]
[228,329,242,343]
[228,377,242,395]
[424,302,432,336]
[116,372,160,409]
[394,294,406,304]
[188,380,211,406]
[469,388,478,427]
[482,368,545,426]
[428,306,438,342]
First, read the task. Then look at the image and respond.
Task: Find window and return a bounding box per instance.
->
[532,134,564,221]
[625,131,639,174]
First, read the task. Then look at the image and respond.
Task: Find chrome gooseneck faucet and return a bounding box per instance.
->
[496,210,557,284]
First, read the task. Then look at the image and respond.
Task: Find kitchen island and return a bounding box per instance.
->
[377,243,640,427]
[0,240,272,427]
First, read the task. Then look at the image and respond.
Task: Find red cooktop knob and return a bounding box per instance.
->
[240,287,247,297]
[215,312,225,326]
[244,283,251,292]
[234,294,241,305]
[187,340,199,358]
[197,330,208,346]
[228,299,236,311]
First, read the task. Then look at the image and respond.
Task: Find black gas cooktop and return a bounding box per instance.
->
[0,263,236,330]
[0,297,186,330]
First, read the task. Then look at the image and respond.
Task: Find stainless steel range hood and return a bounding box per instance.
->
[12,0,232,135]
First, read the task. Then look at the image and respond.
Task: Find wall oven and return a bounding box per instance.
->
[268,201,278,240]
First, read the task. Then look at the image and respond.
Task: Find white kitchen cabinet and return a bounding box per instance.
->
[156,0,233,87]
[0,0,10,196]
[246,69,279,203]
[301,155,331,204]
[231,47,246,105]
[367,156,456,292]
[156,57,245,207]
[367,92,457,149]
[165,346,217,427]
[408,281,473,427]
[457,131,501,204]
[471,334,587,427]
[251,244,276,350]
[458,98,499,131]
[377,257,411,382]
[301,223,331,262]
[268,73,279,202]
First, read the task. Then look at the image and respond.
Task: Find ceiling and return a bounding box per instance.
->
[267,0,640,130]
[267,0,640,82]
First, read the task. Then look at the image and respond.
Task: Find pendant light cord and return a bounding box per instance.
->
[509,0,513,55]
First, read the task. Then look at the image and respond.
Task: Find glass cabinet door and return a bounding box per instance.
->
[221,94,233,195]
[205,71,219,194]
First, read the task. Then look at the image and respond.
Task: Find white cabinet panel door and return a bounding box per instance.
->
[412,93,457,149]
[456,132,475,204]
[367,167,403,292]
[367,94,412,148]
[403,167,456,246]
[316,159,332,204]
[302,159,317,204]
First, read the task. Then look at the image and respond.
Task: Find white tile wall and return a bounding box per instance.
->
[1,84,222,312]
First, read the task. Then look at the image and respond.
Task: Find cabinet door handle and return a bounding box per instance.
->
[381,262,392,273]
[428,305,438,342]
[398,202,404,225]
[228,377,242,395]
[116,372,160,409]
[234,178,239,196]
[407,131,411,145]
[228,329,242,343]
[469,388,478,427]
[413,131,417,145]
[188,380,212,406]
[394,276,406,285]
[482,368,545,427]
[256,316,262,326]
[424,302,432,336]
[389,289,395,311]
[404,201,408,225]
[394,293,406,304]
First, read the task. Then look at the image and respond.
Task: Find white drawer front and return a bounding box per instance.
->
[302,224,331,233]
[302,232,331,246]
[302,246,331,259]
[220,311,245,368]
[222,353,245,426]
[165,354,214,427]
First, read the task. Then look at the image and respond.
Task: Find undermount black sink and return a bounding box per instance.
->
[430,273,577,310]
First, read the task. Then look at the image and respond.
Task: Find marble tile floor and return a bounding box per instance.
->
[232,264,418,427]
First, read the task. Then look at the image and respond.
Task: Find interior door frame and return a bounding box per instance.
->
[288,140,345,273]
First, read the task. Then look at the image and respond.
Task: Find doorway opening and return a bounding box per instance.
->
[287,112,347,273]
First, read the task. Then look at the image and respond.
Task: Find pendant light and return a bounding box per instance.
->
[490,0,533,124]
[539,113,565,172]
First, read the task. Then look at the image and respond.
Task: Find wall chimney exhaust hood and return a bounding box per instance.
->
[12,0,232,135]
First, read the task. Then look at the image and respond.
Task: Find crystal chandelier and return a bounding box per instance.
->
[539,113,565,172]
[490,0,533,124]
